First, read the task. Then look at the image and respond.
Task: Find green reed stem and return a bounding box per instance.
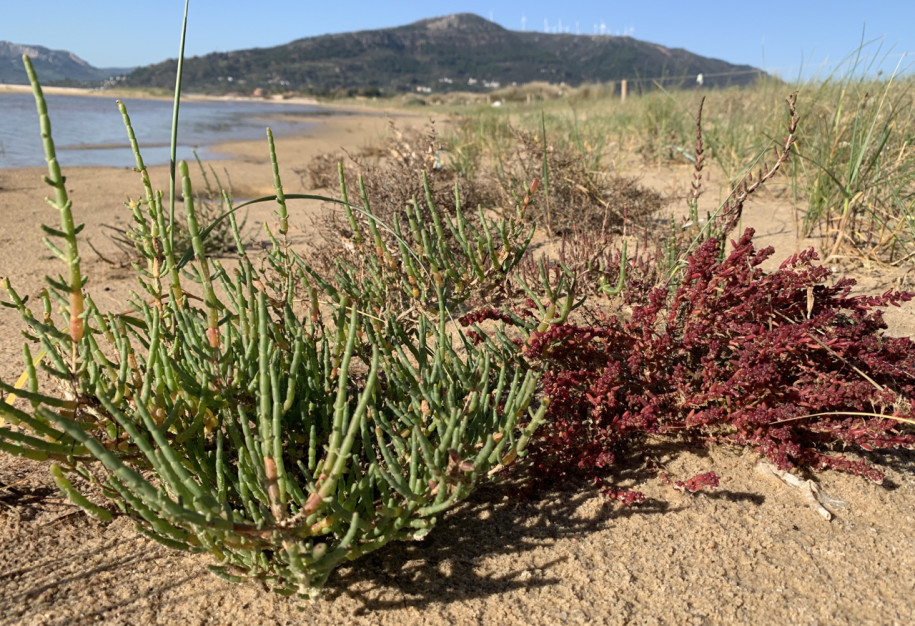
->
[169,0,191,259]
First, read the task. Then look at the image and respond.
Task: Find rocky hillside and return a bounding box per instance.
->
[0,41,132,85]
[125,13,765,95]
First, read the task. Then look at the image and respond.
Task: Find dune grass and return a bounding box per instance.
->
[434,48,914,265]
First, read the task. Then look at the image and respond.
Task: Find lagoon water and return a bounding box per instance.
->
[0,92,333,169]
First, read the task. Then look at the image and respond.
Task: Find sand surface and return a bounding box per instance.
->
[1,107,914,625]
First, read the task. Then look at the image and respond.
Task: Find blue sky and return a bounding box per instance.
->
[2,1,912,80]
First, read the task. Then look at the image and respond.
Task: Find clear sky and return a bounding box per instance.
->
[2,1,912,80]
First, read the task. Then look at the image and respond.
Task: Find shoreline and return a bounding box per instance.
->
[0,81,408,116]
[0,108,425,192]
[0,102,423,176]
[0,85,420,171]
[0,82,415,115]
[0,81,321,105]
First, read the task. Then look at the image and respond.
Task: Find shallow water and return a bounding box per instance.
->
[0,92,338,169]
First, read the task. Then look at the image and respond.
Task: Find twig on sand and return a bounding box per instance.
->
[756,461,848,521]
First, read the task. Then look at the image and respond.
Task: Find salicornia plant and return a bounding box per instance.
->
[0,53,544,600]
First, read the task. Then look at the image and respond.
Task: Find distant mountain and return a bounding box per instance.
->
[124,13,765,95]
[0,41,133,85]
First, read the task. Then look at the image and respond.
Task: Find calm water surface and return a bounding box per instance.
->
[0,93,339,169]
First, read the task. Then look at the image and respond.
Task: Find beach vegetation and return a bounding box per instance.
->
[0,32,544,602]
[0,6,913,604]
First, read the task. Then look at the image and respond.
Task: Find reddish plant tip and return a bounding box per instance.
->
[675,472,720,493]
[206,327,220,349]
[604,488,646,505]
[264,457,278,480]
[69,291,85,342]
[458,309,515,327]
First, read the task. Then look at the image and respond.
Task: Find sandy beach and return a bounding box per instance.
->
[0,82,321,105]
[1,105,914,625]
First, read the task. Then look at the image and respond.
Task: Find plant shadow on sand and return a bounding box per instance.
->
[0,524,200,625]
[0,457,199,623]
[324,438,767,614]
[325,484,659,613]
[858,448,915,488]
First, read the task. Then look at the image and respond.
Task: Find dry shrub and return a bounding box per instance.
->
[487,124,664,236]
[300,121,484,212]
[297,122,491,277]
[489,81,568,103]
[299,117,665,319]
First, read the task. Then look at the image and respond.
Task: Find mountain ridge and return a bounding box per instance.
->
[0,41,133,85]
[127,14,765,95]
[3,14,765,94]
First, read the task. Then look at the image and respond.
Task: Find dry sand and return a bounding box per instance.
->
[1,108,914,625]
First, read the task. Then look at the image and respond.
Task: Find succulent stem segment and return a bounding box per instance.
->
[24,56,85,361]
